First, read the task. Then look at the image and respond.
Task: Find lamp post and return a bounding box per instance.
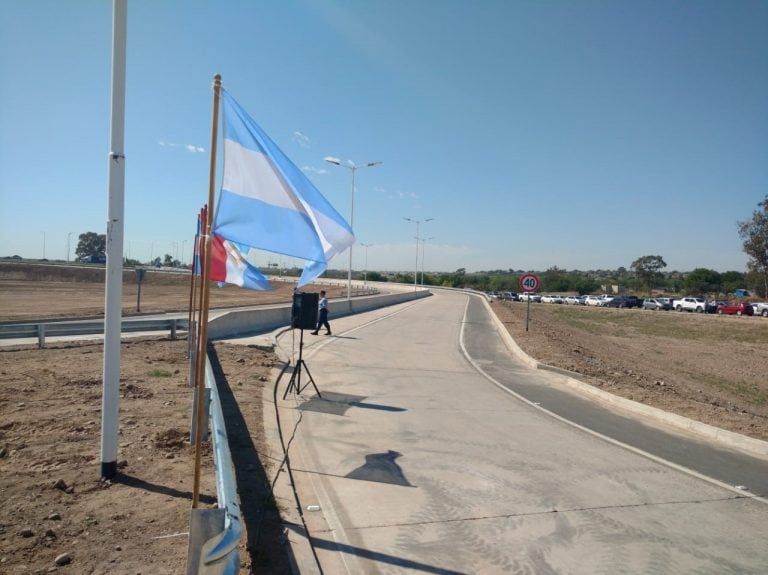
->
[404,217,433,291]
[67,232,74,264]
[181,239,188,267]
[360,243,372,284]
[324,156,382,300]
[420,237,434,286]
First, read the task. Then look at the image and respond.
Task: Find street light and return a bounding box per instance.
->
[420,237,434,286]
[404,217,433,291]
[360,243,373,284]
[67,232,74,264]
[325,156,382,300]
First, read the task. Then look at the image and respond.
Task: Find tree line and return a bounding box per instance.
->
[68,195,768,298]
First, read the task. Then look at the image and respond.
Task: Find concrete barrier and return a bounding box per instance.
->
[207,289,431,340]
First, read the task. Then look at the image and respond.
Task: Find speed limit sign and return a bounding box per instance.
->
[519,273,540,293]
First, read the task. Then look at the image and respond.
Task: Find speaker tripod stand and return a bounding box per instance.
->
[283,328,322,400]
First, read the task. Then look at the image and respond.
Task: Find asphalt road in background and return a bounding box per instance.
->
[275,290,768,574]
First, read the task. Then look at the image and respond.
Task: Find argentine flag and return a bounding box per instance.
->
[213,90,354,287]
[209,234,271,291]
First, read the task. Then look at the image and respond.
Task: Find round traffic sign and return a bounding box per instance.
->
[519,273,540,293]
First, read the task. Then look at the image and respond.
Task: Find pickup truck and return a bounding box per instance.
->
[673,297,707,313]
[752,302,768,317]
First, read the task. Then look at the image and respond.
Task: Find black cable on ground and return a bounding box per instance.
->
[272,355,326,574]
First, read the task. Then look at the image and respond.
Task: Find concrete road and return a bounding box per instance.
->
[273,290,768,574]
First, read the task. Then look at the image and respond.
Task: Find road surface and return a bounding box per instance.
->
[272,290,768,574]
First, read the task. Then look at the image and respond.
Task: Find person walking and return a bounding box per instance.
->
[311,290,331,335]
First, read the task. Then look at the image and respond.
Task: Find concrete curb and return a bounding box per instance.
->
[478,296,768,460]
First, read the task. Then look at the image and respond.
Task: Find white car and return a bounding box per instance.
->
[584,295,603,306]
[541,295,563,304]
[752,302,768,317]
[564,296,581,305]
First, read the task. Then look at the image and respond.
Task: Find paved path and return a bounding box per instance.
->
[271,290,768,574]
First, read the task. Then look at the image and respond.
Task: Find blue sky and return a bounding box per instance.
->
[1,0,766,273]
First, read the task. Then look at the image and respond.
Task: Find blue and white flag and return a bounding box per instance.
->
[213,90,354,287]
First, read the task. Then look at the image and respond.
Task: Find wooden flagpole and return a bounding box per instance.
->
[192,74,222,508]
[186,209,202,360]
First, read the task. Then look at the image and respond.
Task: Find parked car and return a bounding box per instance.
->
[618,295,642,308]
[642,298,672,311]
[751,302,768,317]
[541,295,564,304]
[600,297,623,308]
[716,302,754,316]
[584,295,603,306]
[673,297,707,313]
[706,300,728,314]
[564,296,581,305]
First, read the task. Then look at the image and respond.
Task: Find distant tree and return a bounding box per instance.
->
[719,271,746,296]
[366,271,387,282]
[448,268,467,288]
[630,255,667,292]
[162,254,181,267]
[684,268,721,295]
[571,276,600,295]
[737,195,768,298]
[75,232,106,260]
[541,266,570,292]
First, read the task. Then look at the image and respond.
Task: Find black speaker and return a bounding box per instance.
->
[291,292,319,330]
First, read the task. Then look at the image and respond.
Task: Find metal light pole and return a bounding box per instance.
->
[325,157,382,300]
[67,232,74,263]
[404,217,433,290]
[360,242,372,284]
[420,237,434,286]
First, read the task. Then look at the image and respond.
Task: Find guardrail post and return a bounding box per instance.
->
[37,324,46,349]
[190,386,210,443]
[170,319,177,340]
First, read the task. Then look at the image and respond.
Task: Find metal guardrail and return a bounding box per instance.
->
[0,318,187,347]
[186,357,241,574]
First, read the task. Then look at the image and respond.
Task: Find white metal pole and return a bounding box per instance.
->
[66,232,73,263]
[414,221,419,291]
[420,239,425,286]
[347,167,355,301]
[100,0,127,480]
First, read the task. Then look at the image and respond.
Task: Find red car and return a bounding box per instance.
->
[716,302,754,316]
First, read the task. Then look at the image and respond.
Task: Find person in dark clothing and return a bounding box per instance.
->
[310,290,331,335]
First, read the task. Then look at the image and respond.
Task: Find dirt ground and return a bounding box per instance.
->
[0,262,347,322]
[0,338,291,575]
[2,263,767,573]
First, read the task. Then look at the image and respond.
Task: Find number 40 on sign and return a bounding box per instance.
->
[519,273,540,293]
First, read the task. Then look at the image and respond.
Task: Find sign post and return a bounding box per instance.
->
[135,267,146,312]
[519,273,540,333]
